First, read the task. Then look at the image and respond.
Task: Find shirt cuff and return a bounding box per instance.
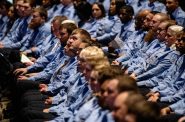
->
[160,96,172,102]
[27,76,36,81]
[27,66,34,72]
[151,87,159,93]
[137,81,146,86]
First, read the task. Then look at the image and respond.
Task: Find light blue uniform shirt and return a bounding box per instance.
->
[171,7,185,27]
[136,47,179,82]
[119,29,146,61]
[48,77,92,121]
[2,17,32,47]
[47,57,78,93]
[39,34,60,57]
[51,73,82,105]
[27,47,66,82]
[170,99,185,115]
[82,18,105,38]
[85,107,115,122]
[47,6,56,22]
[159,72,185,103]
[119,19,135,43]
[87,0,96,4]
[125,0,140,15]
[0,18,20,40]
[113,19,135,55]
[127,40,165,72]
[20,23,51,57]
[7,18,22,33]
[125,39,164,73]
[140,1,166,13]
[148,54,185,89]
[53,3,77,21]
[0,17,11,39]
[115,30,146,69]
[47,4,63,22]
[65,78,92,111]
[72,96,99,122]
[97,0,110,14]
[1,17,22,41]
[0,15,8,30]
[96,15,122,45]
[27,43,62,73]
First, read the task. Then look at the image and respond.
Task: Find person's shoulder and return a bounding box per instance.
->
[176,7,185,17]
[155,1,165,6]
[42,23,51,33]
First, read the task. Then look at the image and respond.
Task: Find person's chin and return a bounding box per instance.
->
[29,24,36,29]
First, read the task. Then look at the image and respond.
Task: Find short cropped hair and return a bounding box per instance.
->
[60,23,78,35]
[71,28,91,44]
[33,6,47,20]
[116,75,138,93]
[120,5,134,16]
[80,46,105,61]
[23,0,36,7]
[97,65,123,85]
[52,15,68,24]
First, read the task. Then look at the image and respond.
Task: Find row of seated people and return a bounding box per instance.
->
[0,0,185,48]
[0,22,182,121]
[0,0,185,59]
[0,0,185,122]
[0,17,160,121]
[1,24,185,121]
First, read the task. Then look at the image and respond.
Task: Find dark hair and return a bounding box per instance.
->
[181,32,185,42]
[124,92,145,106]
[116,75,138,93]
[52,15,68,23]
[135,10,151,21]
[172,0,179,3]
[41,0,53,8]
[98,65,122,85]
[123,93,160,122]
[1,6,18,39]
[90,41,102,48]
[120,5,134,16]
[127,101,160,122]
[108,0,125,16]
[92,2,106,18]
[53,0,60,4]
[70,28,93,47]
[115,0,125,14]
[75,1,92,21]
[61,23,78,35]
[0,0,12,10]
[72,28,91,42]
[33,6,48,20]
[151,11,160,15]
[23,0,36,7]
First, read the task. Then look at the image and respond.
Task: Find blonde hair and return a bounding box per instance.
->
[168,25,184,39]
[88,57,110,71]
[80,46,110,70]
[79,46,105,61]
[62,19,77,27]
